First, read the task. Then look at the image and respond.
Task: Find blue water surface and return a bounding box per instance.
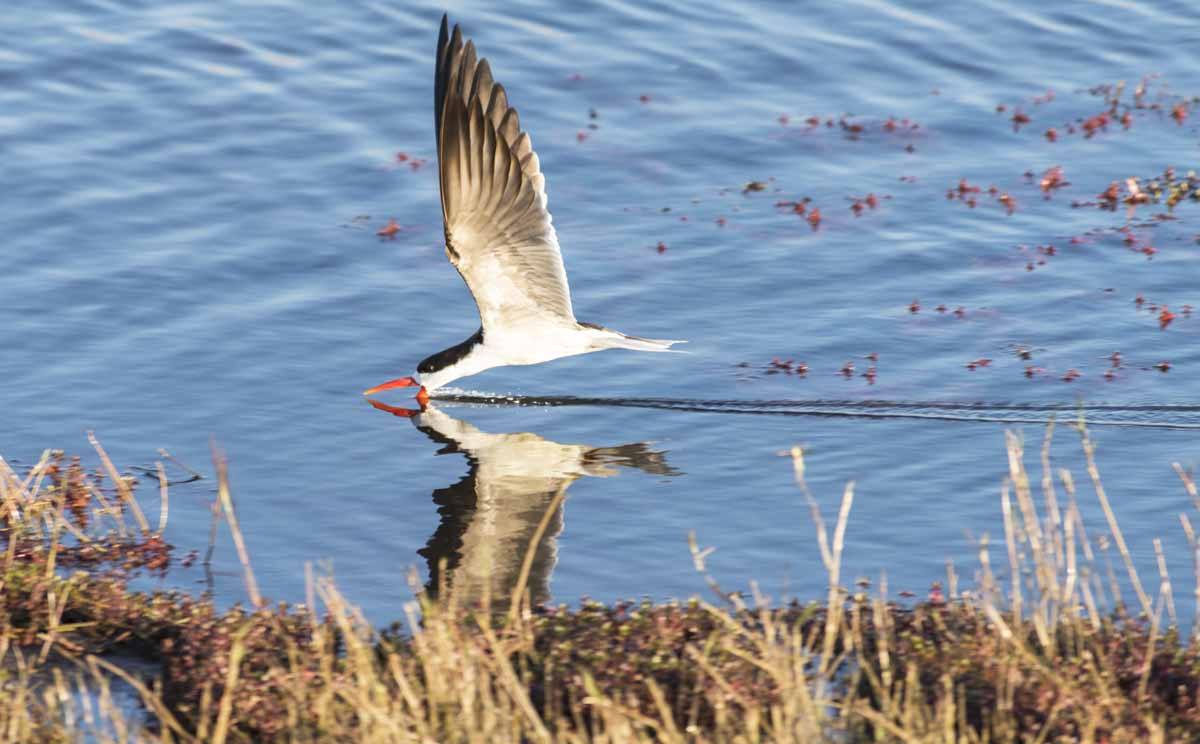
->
[2,0,1199,621]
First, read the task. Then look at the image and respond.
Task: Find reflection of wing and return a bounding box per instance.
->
[436,16,575,332]
[410,405,677,610]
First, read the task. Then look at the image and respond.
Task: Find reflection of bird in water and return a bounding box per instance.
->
[370,400,678,611]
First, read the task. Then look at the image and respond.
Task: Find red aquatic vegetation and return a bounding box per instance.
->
[775,197,811,216]
[1124,178,1151,205]
[762,358,807,377]
[1030,243,1053,265]
[1039,166,1068,194]
[838,116,865,137]
[1115,227,1158,259]
[1081,112,1110,137]
[376,219,401,239]
[1076,169,1199,211]
[947,179,1014,214]
[1099,182,1121,209]
[849,193,883,215]
[389,152,427,171]
[882,117,921,133]
[1159,307,1176,329]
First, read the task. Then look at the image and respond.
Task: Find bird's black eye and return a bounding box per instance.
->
[418,327,484,374]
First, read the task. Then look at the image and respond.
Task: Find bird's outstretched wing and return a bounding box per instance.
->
[435,15,575,332]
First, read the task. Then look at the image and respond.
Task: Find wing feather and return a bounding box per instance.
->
[434,15,574,330]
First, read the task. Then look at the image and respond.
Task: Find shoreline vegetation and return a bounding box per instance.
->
[3,424,1200,742]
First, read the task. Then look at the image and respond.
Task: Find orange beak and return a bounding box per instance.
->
[366,398,423,418]
[362,376,430,406]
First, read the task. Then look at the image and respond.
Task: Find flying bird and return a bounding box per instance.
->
[364,15,683,406]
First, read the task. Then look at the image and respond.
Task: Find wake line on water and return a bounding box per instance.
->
[433,392,1200,430]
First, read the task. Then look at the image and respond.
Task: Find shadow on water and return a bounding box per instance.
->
[370,401,680,612]
[434,392,1200,429]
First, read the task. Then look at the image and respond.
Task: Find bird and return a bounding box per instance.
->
[364,15,683,406]
[370,399,678,609]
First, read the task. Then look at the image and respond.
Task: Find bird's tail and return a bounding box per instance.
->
[584,323,687,353]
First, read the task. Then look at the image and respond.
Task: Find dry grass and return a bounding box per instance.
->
[2,420,1200,742]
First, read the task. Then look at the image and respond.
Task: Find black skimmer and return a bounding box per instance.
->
[371,400,678,609]
[364,15,683,406]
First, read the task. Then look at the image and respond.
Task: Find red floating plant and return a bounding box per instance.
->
[1159,307,1176,329]
[376,219,401,239]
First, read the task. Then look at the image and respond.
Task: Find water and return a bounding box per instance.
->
[3,1,1199,621]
